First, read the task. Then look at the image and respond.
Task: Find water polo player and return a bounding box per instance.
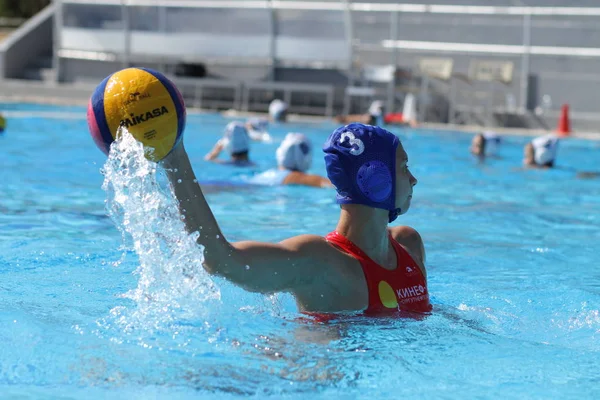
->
[471,131,501,160]
[335,100,385,126]
[250,132,331,188]
[523,134,559,169]
[204,121,255,166]
[162,123,431,315]
[269,99,288,122]
[87,68,430,315]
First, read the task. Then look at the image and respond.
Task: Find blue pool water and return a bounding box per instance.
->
[1,104,599,398]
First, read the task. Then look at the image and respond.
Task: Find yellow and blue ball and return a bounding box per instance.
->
[87,67,186,161]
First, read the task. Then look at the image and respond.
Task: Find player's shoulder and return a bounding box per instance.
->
[280,234,353,263]
[279,234,329,250]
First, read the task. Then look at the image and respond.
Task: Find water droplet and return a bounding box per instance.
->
[216,234,220,239]
[193,179,198,183]
[177,179,182,183]
[245,265,250,270]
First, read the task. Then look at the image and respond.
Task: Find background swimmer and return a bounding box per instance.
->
[523,134,559,169]
[471,131,501,160]
[269,99,288,122]
[250,133,331,188]
[0,113,6,134]
[205,121,256,166]
[335,100,384,126]
[519,134,598,178]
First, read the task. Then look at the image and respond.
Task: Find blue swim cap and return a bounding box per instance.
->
[323,123,401,223]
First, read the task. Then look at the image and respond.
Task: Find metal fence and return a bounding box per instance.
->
[53,0,600,126]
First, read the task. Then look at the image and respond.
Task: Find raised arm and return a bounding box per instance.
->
[284,171,333,188]
[161,143,328,293]
[204,139,224,161]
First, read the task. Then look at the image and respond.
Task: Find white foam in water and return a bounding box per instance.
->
[100,127,220,333]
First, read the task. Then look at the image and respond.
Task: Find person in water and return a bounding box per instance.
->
[250,132,332,188]
[204,121,255,166]
[162,123,431,315]
[269,99,288,122]
[470,131,501,160]
[523,134,559,169]
[522,134,599,179]
[335,100,385,126]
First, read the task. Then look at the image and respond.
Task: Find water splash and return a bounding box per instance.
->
[100,128,220,334]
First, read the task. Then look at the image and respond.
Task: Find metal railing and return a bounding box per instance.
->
[53,0,600,125]
[166,77,335,117]
[242,81,334,117]
[171,77,243,111]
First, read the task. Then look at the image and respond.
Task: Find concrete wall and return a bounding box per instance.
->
[0,5,54,79]
[51,1,600,129]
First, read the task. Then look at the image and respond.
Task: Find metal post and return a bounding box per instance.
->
[343,88,350,115]
[195,84,203,109]
[487,80,494,126]
[242,85,250,111]
[121,0,130,69]
[234,83,241,110]
[418,75,428,123]
[520,13,531,113]
[283,88,292,108]
[342,0,354,87]
[449,78,456,124]
[325,87,333,117]
[53,0,63,83]
[158,4,167,72]
[159,3,166,33]
[269,0,276,81]
[388,10,399,114]
[469,82,475,126]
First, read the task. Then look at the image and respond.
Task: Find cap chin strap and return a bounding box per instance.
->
[388,208,401,223]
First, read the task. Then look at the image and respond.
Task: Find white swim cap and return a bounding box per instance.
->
[532,134,559,166]
[269,99,288,121]
[482,131,501,156]
[276,132,312,172]
[221,122,250,154]
[368,100,384,116]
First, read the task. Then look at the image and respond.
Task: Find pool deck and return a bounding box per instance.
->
[1,78,599,141]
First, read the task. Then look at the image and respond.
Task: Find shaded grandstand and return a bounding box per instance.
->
[1,0,600,130]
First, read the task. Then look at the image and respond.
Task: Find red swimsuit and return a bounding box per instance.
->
[325,231,432,314]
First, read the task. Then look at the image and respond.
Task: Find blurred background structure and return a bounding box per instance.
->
[1,0,600,130]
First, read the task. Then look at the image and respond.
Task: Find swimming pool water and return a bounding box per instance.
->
[1,104,599,399]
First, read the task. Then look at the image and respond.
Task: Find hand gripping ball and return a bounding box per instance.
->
[87,67,186,161]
